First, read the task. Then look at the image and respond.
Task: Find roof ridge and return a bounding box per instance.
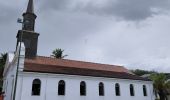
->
[36,56,124,67]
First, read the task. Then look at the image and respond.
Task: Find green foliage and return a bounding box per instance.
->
[0,53,7,68]
[0,53,7,77]
[164,73,170,79]
[51,48,68,59]
[130,69,157,76]
[0,53,7,92]
[150,73,168,90]
[150,73,170,100]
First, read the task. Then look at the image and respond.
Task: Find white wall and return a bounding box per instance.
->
[3,43,25,100]
[16,72,155,100]
[3,54,18,100]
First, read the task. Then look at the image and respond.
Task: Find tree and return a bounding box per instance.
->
[0,53,7,92]
[130,69,157,76]
[150,73,170,100]
[51,49,68,59]
[0,53,7,69]
[0,53,7,76]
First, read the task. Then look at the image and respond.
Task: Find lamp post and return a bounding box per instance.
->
[12,18,26,100]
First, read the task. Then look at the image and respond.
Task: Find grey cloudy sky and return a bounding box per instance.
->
[0,0,170,72]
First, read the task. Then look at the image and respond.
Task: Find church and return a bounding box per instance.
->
[2,0,155,100]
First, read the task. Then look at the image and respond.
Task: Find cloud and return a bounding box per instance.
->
[39,0,170,21]
[36,9,170,72]
[0,4,16,24]
[77,14,170,72]
[0,0,170,73]
[0,1,20,53]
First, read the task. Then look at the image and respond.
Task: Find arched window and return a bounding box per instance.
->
[58,80,65,95]
[80,81,86,96]
[130,84,135,96]
[143,85,147,96]
[115,83,120,96]
[32,79,41,95]
[99,82,104,96]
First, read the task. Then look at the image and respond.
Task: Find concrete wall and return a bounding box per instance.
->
[16,72,155,100]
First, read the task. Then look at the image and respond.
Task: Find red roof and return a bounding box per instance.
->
[24,56,150,81]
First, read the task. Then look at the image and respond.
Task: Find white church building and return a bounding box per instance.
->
[3,0,155,100]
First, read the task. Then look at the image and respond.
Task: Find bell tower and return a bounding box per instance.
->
[23,0,36,31]
[16,0,39,58]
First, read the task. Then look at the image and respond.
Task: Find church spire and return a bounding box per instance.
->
[22,0,37,31]
[16,0,39,58]
[26,0,34,13]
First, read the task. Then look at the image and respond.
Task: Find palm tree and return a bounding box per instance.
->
[150,73,170,100]
[51,49,68,59]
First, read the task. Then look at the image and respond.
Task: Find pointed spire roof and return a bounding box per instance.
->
[26,0,34,13]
